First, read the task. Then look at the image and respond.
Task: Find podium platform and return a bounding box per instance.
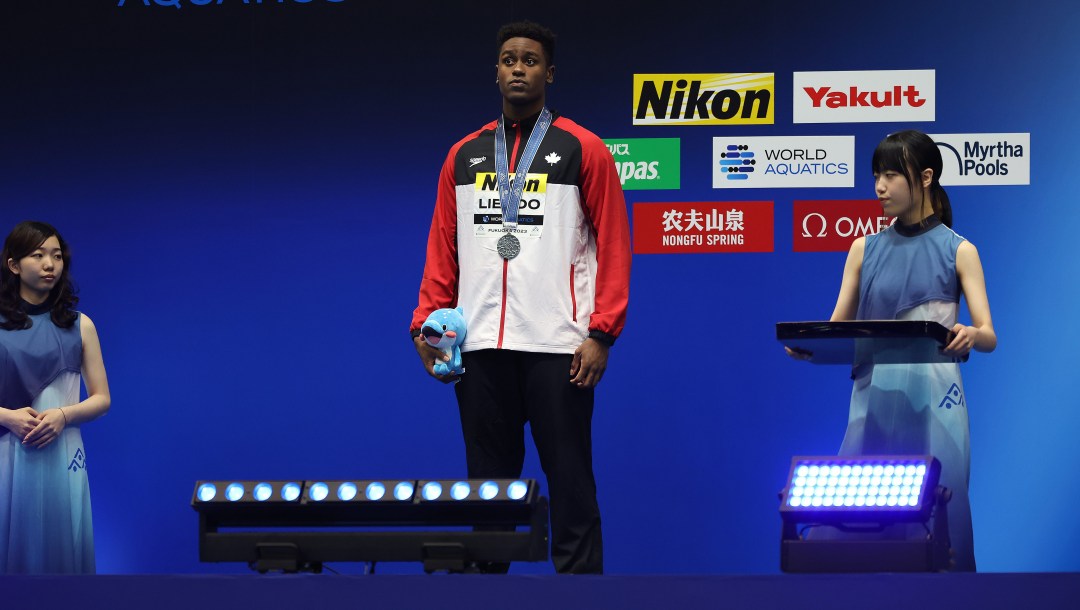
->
[5,572,1078,610]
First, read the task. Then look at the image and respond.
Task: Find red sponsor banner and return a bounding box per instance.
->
[634,201,773,254]
[793,199,895,252]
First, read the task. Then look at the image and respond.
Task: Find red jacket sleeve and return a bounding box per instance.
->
[572,122,631,339]
[410,142,464,332]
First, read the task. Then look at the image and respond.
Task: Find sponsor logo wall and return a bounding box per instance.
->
[626,69,1026,256]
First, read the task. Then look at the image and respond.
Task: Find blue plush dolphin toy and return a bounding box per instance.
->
[421,307,467,378]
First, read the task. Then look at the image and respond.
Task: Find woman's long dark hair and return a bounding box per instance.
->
[871,129,953,228]
[0,221,79,330]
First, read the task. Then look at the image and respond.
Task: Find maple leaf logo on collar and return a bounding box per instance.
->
[545,152,562,165]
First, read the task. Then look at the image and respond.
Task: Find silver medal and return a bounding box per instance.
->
[497,233,521,260]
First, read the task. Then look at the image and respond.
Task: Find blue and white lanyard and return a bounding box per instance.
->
[493,107,552,230]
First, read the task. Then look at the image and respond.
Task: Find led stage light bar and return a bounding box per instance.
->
[192,478,547,573]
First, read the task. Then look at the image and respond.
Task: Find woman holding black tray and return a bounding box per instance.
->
[790,130,997,571]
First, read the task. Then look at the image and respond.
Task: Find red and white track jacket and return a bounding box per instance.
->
[411,111,631,354]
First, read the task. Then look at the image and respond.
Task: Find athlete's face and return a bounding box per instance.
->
[496,37,554,109]
[6,235,64,302]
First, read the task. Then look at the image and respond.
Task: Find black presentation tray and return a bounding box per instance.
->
[776,320,966,365]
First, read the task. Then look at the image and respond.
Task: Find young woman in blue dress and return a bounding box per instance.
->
[791,130,997,571]
[0,221,111,573]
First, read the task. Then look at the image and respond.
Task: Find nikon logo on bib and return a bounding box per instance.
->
[603,138,681,190]
[473,172,548,239]
[633,73,774,126]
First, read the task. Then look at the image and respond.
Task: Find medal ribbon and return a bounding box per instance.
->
[494,107,552,232]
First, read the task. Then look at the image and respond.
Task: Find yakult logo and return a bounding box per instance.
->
[793,200,895,252]
[793,70,935,123]
[929,133,1030,186]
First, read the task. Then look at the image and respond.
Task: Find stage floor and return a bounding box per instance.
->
[4,572,1077,610]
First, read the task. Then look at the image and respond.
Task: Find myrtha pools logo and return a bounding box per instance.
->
[928,133,1030,186]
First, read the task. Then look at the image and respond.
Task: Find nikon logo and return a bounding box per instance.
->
[633,73,774,126]
[475,172,547,193]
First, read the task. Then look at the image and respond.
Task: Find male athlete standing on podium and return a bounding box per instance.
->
[410,21,631,574]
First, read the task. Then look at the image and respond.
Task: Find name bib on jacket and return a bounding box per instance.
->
[472,172,547,240]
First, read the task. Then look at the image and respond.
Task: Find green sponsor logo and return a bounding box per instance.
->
[603,138,680,190]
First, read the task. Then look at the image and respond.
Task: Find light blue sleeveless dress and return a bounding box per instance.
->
[834,217,975,571]
[0,308,94,574]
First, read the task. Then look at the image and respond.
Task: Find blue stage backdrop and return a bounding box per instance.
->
[1,0,1077,574]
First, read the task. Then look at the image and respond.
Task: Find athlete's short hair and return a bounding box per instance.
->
[496,21,556,66]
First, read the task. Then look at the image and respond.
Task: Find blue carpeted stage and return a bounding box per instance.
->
[6,573,1076,609]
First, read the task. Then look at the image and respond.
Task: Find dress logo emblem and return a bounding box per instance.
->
[937,383,965,409]
[68,448,87,473]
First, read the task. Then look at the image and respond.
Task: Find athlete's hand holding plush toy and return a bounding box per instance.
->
[421,307,467,378]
